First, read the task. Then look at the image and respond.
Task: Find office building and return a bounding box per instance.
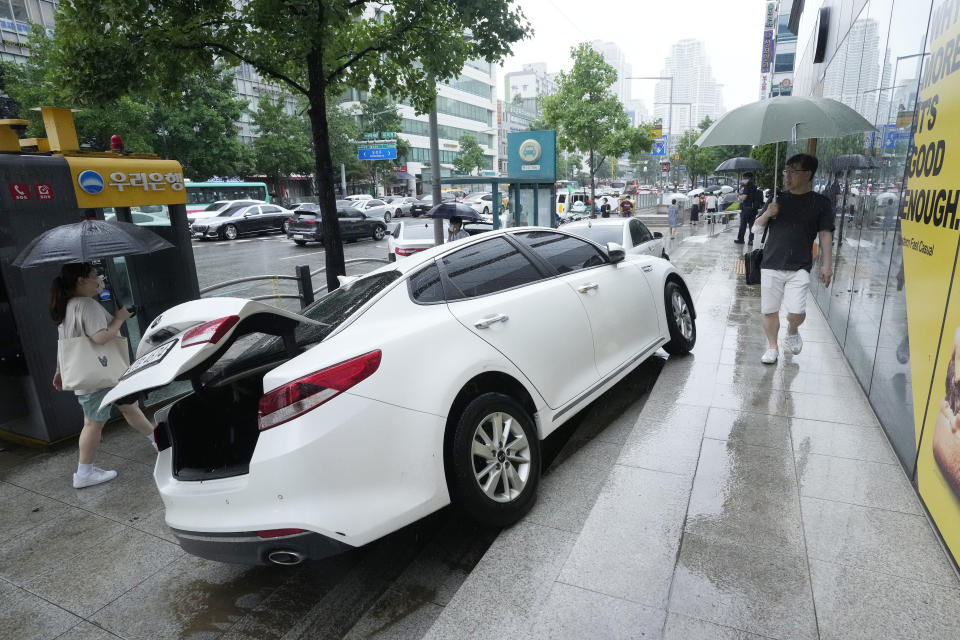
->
[503,62,557,117]
[759,0,798,99]
[0,0,57,65]
[653,39,724,147]
[590,40,632,105]
[497,99,537,174]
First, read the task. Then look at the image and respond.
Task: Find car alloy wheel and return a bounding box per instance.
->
[663,281,696,354]
[450,392,540,526]
[373,226,386,241]
[383,212,391,223]
[395,209,402,218]
[483,207,489,215]
[282,220,291,234]
[223,225,238,241]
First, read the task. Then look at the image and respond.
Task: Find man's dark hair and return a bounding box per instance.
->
[786,153,818,176]
[744,172,754,179]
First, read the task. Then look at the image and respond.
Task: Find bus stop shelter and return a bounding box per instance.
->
[441,176,557,229]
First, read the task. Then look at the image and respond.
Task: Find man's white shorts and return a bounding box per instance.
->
[761,268,809,315]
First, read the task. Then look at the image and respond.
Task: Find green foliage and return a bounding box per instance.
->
[453,134,485,175]
[541,43,651,200]
[357,94,409,191]
[251,93,313,190]
[49,0,531,288]
[750,142,788,191]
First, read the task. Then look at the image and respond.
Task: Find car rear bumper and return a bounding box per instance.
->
[288,232,319,241]
[171,527,353,565]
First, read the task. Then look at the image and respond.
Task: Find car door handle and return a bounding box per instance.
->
[577,283,600,293]
[474,314,508,329]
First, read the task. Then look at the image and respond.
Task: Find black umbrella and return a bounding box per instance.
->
[715,157,763,172]
[427,202,482,222]
[12,218,174,268]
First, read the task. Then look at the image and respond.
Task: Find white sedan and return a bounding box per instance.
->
[463,192,496,221]
[563,218,668,260]
[103,227,696,565]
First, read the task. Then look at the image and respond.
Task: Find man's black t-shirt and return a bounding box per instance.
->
[760,190,834,272]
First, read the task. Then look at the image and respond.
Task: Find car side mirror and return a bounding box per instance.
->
[653,231,663,239]
[606,242,626,263]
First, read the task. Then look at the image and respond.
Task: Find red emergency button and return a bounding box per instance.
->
[8,183,29,200]
[34,184,53,200]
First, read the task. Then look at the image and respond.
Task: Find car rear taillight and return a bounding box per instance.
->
[396,247,425,256]
[257,350,382,431]
[257,528,306,538]
[180,315,240,348]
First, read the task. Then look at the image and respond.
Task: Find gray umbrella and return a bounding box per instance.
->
[13,218,174,268]
[715,157,763,172]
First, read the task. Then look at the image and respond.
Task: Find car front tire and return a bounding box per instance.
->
[383,212,391,223]
[373,225,386,241]
[450,392,541,527]
[483,207,489,215]
[222,225,238,241]
[663,280,696,355]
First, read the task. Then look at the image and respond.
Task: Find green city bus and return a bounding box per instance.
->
[185,181,270,215]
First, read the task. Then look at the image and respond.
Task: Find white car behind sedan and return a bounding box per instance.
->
[563,218,668,260]
[103,227,696,565]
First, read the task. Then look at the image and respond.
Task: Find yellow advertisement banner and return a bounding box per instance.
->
[64,157,187,209]
[907,0,960,565]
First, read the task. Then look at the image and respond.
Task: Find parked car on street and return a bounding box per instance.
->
[288,204,387,245]
[384,196,415,217]
[104,226,696,565]
[563,218,668,260]
[345,198,393,222]
[410,193,455,216]
[190,203,294,241]
[463,192,495,216]
[105,205,171,226]
[386,219,448,261]
[187,199,264,225]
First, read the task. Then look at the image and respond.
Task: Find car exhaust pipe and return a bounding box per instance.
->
[267,549,304,566]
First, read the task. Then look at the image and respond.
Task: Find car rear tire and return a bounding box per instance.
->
[395,208,402,218]
[383,212,392,223]
[294,240,307,246]
[663,280,696,355]
[372,226,386,241]
[282,220,291,234]
[450,392,541,527]
[483,207,489,215]
[222,225,238,241]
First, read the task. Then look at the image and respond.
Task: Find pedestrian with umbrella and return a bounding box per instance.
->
[428,201,483,242]
[14,218,174,488]
[735,171,762,245]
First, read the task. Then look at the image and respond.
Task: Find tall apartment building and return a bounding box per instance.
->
[654,39,724,147]
[590,40,632,105]
[341,60,498,191]
[497,99,537,174]
[503,62,557,117]
[822,17,888,121]
[0,0,57,64]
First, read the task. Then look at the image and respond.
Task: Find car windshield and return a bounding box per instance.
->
[336,199,355,208]
[402,222,443,239]
[217,205,250,217]
[464,194,488,201]
[204,201,229,211]
[566,224,623,246]
[202,271,403,382]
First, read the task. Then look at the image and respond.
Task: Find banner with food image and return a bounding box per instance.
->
[907,0,960,564]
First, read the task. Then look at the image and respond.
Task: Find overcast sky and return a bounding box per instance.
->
[497,0,769,113]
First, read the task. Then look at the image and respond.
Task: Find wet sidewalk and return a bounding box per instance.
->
[422,220,960,640]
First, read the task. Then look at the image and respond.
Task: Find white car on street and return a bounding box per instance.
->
[463,192,495,219]
[104,227,696,565]
[563,218,669,260]
[386,219,447,261]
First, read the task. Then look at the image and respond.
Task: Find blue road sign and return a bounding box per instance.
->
[883,125,897,149]
[358,146,397,160]
[652,137,667,156]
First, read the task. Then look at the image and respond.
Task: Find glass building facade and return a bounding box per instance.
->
[791,0,960,565]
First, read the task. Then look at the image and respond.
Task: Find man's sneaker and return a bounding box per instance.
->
[73,466,117,489]
[785,332,803,355]
[761,348,779,364]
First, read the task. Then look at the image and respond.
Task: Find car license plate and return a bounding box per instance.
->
[293,234,304,240]
[121,340,176,380]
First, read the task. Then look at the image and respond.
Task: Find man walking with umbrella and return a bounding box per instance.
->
[753,153,834,364]
[735,172,760,244]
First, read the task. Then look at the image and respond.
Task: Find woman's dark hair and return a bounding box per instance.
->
[49,262,94,324]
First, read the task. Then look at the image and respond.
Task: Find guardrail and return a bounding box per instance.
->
[200,258,390,308]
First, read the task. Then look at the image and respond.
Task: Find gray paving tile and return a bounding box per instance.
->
[801,497,959,588]
[786,391,878,426]
[618,415,706,477]
[526,437,621,533]
[809,559,960,640]
[0,481,74,540]
[663,613,770,640]
[557,466,690,607]
[796,452,922,515]
[90,553,291,640]
[684,438,804,553]
[56,621,124,640]
[703,408,793,450]
[636,402,709,430]
[98,421,160,467]
[0,579,80,640]
[422,521,575,640]
[0,507,125,585]
[710,383,794,416]
[0,441,44,474]
[129,506,179,544]
[342,587,443,640]
[529,582,666,640]
[790,418,897,464]
[668,533,818,639]
[23,527,183,617]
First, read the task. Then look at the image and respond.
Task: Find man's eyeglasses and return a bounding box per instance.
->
[782,168,810,175]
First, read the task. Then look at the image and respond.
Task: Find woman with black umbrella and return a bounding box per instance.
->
[50,263,156,489]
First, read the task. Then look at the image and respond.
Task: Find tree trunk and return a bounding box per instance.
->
[306,51,346,292]
[589,148,596,214]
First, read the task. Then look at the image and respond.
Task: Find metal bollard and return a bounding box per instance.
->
[296,264,314,309]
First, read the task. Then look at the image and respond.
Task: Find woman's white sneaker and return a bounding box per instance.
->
[73,466,117,489]
[761,348,779,364]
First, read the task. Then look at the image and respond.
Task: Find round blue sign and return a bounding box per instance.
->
[77,170,105,195]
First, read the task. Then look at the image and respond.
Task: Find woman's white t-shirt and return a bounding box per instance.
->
[58,296,112,395]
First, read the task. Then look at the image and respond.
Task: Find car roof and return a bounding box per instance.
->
[564,218,629,228]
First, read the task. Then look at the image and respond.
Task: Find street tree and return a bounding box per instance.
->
[541,43,652,208]
[250,93,314,198]
[52,1,531,291]
[453,134,485,175]
[750,142,788,193]
[357,95,409,194]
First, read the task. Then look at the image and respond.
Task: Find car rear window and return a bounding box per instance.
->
[566,224,623,246]
[295,213,318,221]
[409,262,444,303]
[203,271,402,381]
